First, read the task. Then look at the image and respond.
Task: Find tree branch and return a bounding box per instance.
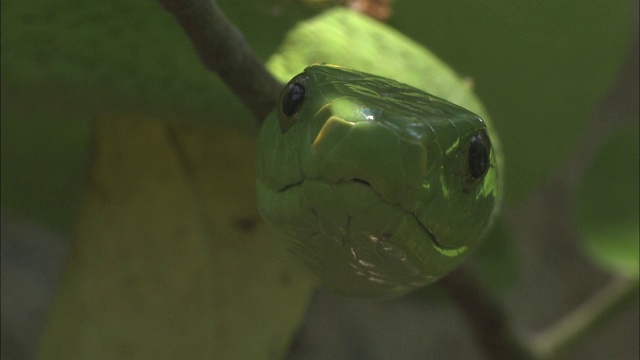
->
[438,268,534,360]
[530,277,639,359]
[156,0,282,123]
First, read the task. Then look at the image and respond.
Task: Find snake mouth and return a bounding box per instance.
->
[276,179,303,192]
[276,177,371,192]
[413,214,466,254]
[351,178,372,187]
[345,179,464,252]
[274,177,466,255]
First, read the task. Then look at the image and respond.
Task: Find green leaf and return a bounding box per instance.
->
[0,1,309,128]
[577,125,639,278]
[0,0,310,231]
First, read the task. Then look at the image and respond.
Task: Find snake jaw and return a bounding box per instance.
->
[273,171,467,258]
[413,212,469,256]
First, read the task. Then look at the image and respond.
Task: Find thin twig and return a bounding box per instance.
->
[530,277,639,359]
[156,0,282,123]
[438,268,534,360]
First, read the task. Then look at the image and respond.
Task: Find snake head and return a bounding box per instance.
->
[257,65,500,297]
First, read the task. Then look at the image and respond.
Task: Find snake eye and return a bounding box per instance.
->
[278,73,309,133]
[462,130,491,191]
[282,82,305,116]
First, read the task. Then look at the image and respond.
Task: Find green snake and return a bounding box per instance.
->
[256,64,500,298]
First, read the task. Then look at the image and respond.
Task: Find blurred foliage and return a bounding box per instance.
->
[1,0,308,231]
[469,221,518,294]
[1,0,633,229]
[578,125,640,279]
[0,109,90,230]
[1,0,637,359]
[391,2,632,202]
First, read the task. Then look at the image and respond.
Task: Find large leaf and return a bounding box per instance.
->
[38,116,313,359]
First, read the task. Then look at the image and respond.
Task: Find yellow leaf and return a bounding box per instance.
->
[40,115,313,360]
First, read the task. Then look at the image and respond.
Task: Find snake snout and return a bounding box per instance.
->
[312,116,426,204]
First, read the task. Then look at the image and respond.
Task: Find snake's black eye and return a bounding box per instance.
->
[462,129,491,192]
[468,130,490,179]
[282,82,305,116]
[278,73,309,133]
